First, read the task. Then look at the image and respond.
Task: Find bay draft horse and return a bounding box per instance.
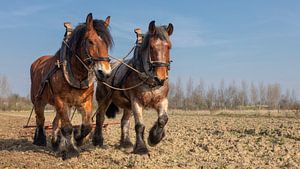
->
[93,21,173,154]
[30,13,113,159]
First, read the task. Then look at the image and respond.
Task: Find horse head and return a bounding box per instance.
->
[72,13,112,81]
[142,21,173,85]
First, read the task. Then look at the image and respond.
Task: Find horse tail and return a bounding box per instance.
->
[106,102,119,118]
[30,62,34,82]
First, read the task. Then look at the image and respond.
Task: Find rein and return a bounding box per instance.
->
[63,39,111,71]
[63,40,91,71]
[64,39,147,92]
[99,45,150,91]
[101,38,172,91]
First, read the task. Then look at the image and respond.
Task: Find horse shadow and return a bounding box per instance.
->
[0,138,56,157]
[0,137,135,158]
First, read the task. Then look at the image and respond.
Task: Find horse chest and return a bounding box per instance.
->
[50,72,93,106]
[136,87,167,107]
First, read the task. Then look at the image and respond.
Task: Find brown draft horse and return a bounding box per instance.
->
[93,21,173,154]
[30,13,112,159]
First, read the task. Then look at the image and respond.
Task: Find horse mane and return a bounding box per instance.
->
[93,19,114,49]
[140,25,172,50]
[67,19,113,52]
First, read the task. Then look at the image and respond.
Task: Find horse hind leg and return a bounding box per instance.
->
[51,113,61,151]
[132,101,149,155]
[92,99,111,147]
[120,109,133,148]
[33,103,47,146]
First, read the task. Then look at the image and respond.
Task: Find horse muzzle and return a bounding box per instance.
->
[94,63,111,81]
[95,69,110,81]
[154,76,167,86]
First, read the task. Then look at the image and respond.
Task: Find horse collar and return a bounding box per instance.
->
[59,42,95,89]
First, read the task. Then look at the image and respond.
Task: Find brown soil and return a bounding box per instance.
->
[0,110,299,168]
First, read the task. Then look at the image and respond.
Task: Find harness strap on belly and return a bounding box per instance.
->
[35,65,59,100]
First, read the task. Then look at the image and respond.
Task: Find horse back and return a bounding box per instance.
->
[30,55,55,103]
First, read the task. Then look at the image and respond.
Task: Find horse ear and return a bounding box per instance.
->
[148,20,156,35]
[167,23,173,36]
[86,13,93,31]
[104,16,110,28]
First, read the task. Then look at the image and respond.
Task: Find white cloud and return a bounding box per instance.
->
[167,15,231,48]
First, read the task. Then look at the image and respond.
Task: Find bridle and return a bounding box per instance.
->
[142,44,172,75]
[63,39,110,73]
[148,55,171,71]
[83,39,111,66]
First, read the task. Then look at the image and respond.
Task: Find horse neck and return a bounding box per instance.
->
[68,50,89,81]
[133,46,149,73]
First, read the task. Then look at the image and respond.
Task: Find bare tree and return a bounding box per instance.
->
[206,84,216,110]
[0,75,11,98]
[217,79,225,109]
[238,80,248,108]
[224,81,239,109]
[266,83,281,109]
[279,89,291,109]
[250,82,258,107]
[259,82,266,109]
[172,77,184,109]
[185,77,194,109]
[192,79,206,109]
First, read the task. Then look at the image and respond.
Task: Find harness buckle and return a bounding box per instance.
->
[55,60,62,68]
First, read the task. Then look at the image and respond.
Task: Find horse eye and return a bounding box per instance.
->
[87,39,94,45]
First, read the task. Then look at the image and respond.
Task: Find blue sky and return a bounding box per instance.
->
[0,0,299,97]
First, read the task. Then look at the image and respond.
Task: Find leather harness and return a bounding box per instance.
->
[35,23,96,99]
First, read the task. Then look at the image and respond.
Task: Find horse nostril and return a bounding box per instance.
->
[96,70,111,80]
[154,77,165,85]
[96,70,105,80]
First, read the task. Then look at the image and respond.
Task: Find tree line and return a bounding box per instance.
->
[0,75,32,111]
[168,77,300,110]
[0,75,299,111]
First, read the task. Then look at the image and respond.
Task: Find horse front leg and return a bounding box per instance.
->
[73,100,93,146]
[132,100,148,154]
[148,98,168,146]
[120,109,133,148]
[54,97,79,160]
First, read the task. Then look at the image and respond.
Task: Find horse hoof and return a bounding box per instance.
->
[33,127,47,146]
[92,136,104,147]
[75,139,83,147]
[120,140,134,149]
[133,146,149,155]
[33,139,47,146]
[51,140,60,152]
[148,130,165,147]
